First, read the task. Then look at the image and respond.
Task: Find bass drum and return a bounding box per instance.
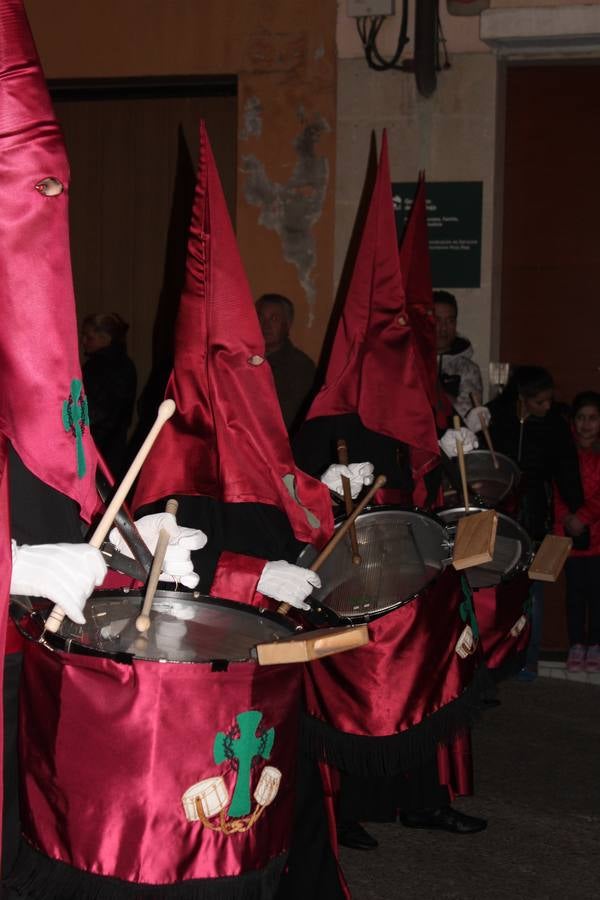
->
[438,506,533,590]
[444,449,521,508]
[297,506,452,622]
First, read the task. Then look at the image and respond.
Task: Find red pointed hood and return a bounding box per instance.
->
[399,174,437,407]
[306,132,439,468]
[133,123,333,547]
[0,0,97,521]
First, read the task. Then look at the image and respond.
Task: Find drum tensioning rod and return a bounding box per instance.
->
[336,439,362,565]
[44,399,177,635]
[135,498,178,633]
[453,415,470,512]
[277,474,387,616]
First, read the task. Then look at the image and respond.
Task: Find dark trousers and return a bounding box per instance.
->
[2,653,22,880]
[339,756,450,824]
[565,556,600,645]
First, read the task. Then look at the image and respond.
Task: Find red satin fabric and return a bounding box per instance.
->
[398,174,437,409]
[474,576,531,671]
[132,123,332,549]
[0,1,97,522]
[303,567,478,737]
[437,731,473,799]
[210,551,266,609]
[306,132,439,472]
[20,642,302,885]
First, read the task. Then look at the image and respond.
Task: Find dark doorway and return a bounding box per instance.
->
[500,64,600,652]
[500,63,600,403]
[52,77,237,424]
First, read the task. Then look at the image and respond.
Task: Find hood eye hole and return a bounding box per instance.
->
[34,177,64,197]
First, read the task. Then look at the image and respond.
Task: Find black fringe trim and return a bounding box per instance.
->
[488,649,527,684]
[4,840,286,900]
[301,664,493,777]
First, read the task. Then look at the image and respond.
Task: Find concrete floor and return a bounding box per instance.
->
[341,677,600,900]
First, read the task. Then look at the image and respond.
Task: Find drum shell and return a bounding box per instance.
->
[19,639,302,889]
[302,565,484,775]
[297,506,453,623]
[438,507,533,589]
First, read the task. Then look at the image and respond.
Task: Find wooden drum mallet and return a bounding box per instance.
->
[135,498,179,633]
[277,474,387,616]
[469,392,498,470]
[44,399,177,634]
[453,415,470,512]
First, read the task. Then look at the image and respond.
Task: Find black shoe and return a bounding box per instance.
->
[337,821,379,850]
[400,806,487,834]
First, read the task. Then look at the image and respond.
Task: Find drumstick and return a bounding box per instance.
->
[336,439,361,565]
[135,499,178,633]
[469,392,499,470]
[44,399,177,634]
[453,415,470,512]
[277,474,386,615]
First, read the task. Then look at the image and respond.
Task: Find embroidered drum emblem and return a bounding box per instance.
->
[181,710,282,834]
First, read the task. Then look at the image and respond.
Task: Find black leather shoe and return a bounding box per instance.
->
[400,806,487,834]
[337,821,379,850]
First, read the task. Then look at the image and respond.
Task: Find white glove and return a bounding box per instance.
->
[439,427,479,458]
[464,407,491,433]
[109,513,207,589]
[321,462,374,499]
[509,615,527,638]
[455,624,476,659]
[10,540,107,625]
[257,560,321,610]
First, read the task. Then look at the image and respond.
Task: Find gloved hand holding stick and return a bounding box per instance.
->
[277,474,386,615]
[337,439,361,565]
[44,399,177,634]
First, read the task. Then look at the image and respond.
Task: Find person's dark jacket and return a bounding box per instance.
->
[266,339,316,433]
[83,342,137,477]
[293,412,413,497]
[487,394,583,541]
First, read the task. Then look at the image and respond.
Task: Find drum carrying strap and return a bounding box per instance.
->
[459,575,480,640]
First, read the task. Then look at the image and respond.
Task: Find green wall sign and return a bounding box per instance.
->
[393,181,483,288]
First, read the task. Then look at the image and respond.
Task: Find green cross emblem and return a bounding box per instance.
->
[214,710,275,818]
[62,378,90,478]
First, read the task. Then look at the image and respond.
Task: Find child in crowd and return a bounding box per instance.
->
[554,391,600,672]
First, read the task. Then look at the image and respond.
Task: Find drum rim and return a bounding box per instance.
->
[11,590,297,664]
[300,504,451,623]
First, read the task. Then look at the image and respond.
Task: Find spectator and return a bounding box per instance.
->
[487,365,584,679]
[554,391,600,673]
[256,293,316,432]
[81,312,137,478]
[434,290,483,420]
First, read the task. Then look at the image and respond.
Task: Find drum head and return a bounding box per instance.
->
[297,507,451,621]
[445,450,521,507]
[10,591,295,663]
[438,507,532,588]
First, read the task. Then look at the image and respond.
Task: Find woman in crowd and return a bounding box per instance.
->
[487,365,583,678]
[554,391,600,672]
